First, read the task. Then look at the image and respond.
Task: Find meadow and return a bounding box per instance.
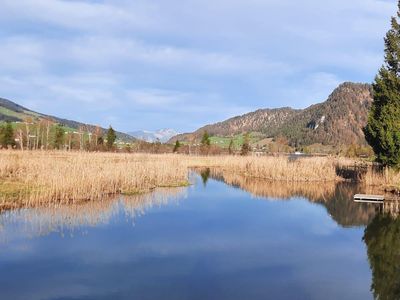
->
[0,150,398,210]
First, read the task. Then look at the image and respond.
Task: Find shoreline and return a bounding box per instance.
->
[0,151,398,211]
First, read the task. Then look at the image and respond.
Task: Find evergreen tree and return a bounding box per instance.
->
[53,125,65,149]
[106,126,116,150]
[0,122,15,148]
[173,140,181,153]
[241,133,251,156]
[201,131,211,146]
[364,2,400,167]
[228,139,234,155]
[200,131,211,155]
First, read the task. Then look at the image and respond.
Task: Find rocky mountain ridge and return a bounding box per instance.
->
[170,82,373,147]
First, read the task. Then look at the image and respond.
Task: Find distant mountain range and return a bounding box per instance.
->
[1,82,373,147]
[129,129,178,143]
[0,97,135,141]
[170,82,373,147]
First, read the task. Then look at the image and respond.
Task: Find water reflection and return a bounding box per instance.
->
[0,172,380,300]
[200,168,211,186]
[0,187,187,241]
[200,169,377,227]
[364,213,400,300]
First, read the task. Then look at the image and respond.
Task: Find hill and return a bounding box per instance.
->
[170,82,373,147]
[0,97,135,141]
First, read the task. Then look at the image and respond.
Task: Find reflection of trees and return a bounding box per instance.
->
[200,168,211,186]
[321,184,376,228]
[0,188,187,240]
[201,168,377,227]
[364,214,400,300]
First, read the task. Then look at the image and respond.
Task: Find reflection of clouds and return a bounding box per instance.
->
[0,187,187,242]
[0,174,373,300]
[309,219,338,236]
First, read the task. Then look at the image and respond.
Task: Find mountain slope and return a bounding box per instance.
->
[0,97,135,141]
[172,107,300,142]
[170,82,373,146]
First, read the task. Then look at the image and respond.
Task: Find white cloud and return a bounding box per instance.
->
[0,0,397,131]
[0,0,154,32]
[126,89,186,107]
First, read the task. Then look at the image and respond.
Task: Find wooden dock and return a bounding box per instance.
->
[354,194,385,203]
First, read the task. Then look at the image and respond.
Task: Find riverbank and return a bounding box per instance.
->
[0,151,397,210]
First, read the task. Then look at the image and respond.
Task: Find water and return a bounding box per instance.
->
[0,172,396,300]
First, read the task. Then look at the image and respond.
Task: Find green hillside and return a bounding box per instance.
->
[0,97,135,141]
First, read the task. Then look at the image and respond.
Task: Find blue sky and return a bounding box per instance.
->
[0,0,396,133]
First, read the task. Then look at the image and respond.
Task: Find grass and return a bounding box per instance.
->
[0,107,27,120]
[209,132,262,149]
[0,150,398,210]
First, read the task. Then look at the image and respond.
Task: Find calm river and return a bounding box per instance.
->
[0,171,397,300]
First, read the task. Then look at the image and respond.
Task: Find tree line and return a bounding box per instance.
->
[0,118,117,151]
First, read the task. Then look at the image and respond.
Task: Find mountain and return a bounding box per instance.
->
[170,82,373,147]
[0,97,135,141]
[129,129,178,143]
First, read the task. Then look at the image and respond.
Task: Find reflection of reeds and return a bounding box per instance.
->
[0,187,187,240]
[188,155,348,182]
[203,168,377,227]
[207,169,337,202]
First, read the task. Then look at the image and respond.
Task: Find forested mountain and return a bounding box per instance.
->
[170,82,373,147]
[0,97,135,141]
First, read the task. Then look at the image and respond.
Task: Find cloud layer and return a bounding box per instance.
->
[0,0,396,132]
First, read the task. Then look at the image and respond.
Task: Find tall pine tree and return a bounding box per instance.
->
[365,1,400,167]
[0,122,15,148]
[201,131,211,146]
[106,126,116,150]
[53,125,65,150]
[173,140,181,153]
[241,133,251,156]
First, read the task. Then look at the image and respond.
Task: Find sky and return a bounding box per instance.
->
[0,0,397,133]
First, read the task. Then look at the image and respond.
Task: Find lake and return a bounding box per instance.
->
[0,171,398,300]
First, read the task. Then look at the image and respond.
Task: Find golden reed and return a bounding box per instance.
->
[0,151,398,209]
[0,151,188,209]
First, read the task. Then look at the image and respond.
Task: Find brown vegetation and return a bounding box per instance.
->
[0,151,188,210]
[0,151,398,211]
[188,155,350,182]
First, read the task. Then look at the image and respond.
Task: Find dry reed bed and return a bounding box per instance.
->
[186,155,350,182]
[0,151,188,208]
[0,151,398,209]
[363,166,400,191]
